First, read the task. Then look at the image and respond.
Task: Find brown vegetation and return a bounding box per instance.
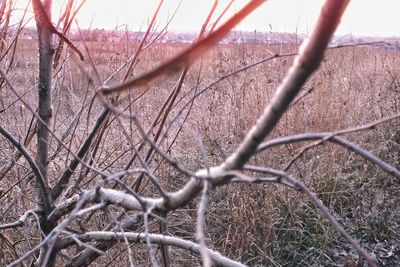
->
[0,0,399,266]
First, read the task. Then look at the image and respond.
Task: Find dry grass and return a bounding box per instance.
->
[0,39,399,266]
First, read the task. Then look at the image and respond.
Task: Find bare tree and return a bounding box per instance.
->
[0,0,399,266]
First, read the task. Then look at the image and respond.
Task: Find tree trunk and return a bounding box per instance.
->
[32,0,56,265]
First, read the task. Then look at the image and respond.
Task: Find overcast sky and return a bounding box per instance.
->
[13,0,400,37]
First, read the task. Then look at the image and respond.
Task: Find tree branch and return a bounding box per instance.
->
[256,132,400,178]
[79,232,246,267]
[0,126,53,216]
[222,0,351,171]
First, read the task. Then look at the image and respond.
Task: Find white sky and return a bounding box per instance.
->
[12,0,400,37]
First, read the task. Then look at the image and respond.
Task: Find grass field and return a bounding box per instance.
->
[0,38,399,266]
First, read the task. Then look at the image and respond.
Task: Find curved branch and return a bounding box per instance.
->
[0,126,53,211]
[256,133,400,178]
[79,232,245,267]
[0,209,37,230]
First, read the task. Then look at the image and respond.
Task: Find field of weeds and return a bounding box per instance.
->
[0,36,399,266]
